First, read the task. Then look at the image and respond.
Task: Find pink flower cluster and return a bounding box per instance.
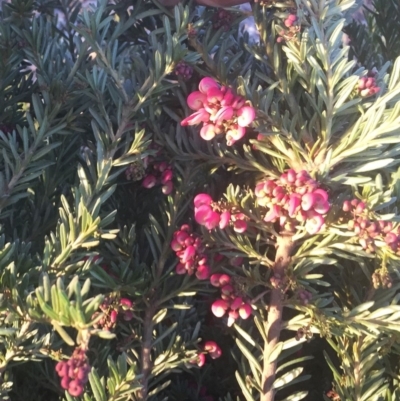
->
[210,273,252,326]
[55,348,90,397]
[357,72,379,98]
[255,169,330,234]
[142,161,174,195]
[92,296,134,330]
[171,224,210,280]
[192,340,222,367]
[343,199,399,253]
[175,61,193,80]
[194,193,248,233]
[212,9,235,31]
[181,77,256,146]
[277,13,300,43]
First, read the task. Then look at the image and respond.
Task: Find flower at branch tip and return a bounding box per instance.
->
[56,348,90,397]
[181,77,256,145]
[142,174,157,189]
[255,169,330,234]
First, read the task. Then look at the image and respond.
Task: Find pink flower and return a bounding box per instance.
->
[312,189,330,214]
[221,89,235,106]
[119,298,132,308]
[227,310,239,327]
[199,77,219,94]
[219,274,231,286]
[192,353,206,367]
[230,297,243,310]
[211,299,229,317]
[175,263,186,275]
[200,124,217,140]
[194,205,213,224]
[142,175,157,188]
[181,109,210,126]
[237,106,256,127]
[187,91,207,110]
[226,125,246,145]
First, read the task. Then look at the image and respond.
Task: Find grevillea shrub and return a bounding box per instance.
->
[2,0,400,401]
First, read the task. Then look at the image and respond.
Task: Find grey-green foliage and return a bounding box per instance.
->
[0,0,205,400]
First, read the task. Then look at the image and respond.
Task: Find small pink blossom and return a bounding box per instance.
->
[196,264,210,280]
[200,124,217,140]
[181,109,210,126]
[219,211,231,229]
[161,181,173,195]
[239,303,252,319]
[199,77,219,94]
[194,193,213,208]
[305,212,325,235]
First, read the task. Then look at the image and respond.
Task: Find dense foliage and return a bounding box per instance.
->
[1,0,400,401]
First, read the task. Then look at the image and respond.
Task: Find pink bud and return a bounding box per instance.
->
[181,245,196,263]
[162,181,174,195]
[233,219,247,233]
[176,263,186,275]
[301,193,316,211]
[342,200,351,212]
[204,341,222,359]
[226,125,246,142]
[175,230,189,245]
[237,106,256,127]
[120,298,132,308]
[199,77,219,94]
[110,309,118,323]
[195,205,213,225]
[358,77,367,90]
[161,170,173,184]
[355,202,366,214]
[194,193,213,208]
[187,91,207,110]
[230,297,243,310]
[196,264,210,280]
[211,299,229,317]
[219,211,231,229]
[200,124,217,140]
[181,109,210,126]
[239,303,252,319]
[192,353,206,367]
[288,194,301,217]
[142,175,157,189]
[204,211,221,230]
[210,274,222,287]
[219,274,231,286]
[221,284,233,295]
[227,310,239,327]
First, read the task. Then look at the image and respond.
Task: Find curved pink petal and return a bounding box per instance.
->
[219,211,231,229]
[313,200,330,214]
[206,87,224,103]
[213,106,234,124]
[237,106,256,127]
[204,211,220,230]
[200,124,217,140]
[221,89,235,106]
[227,125,246,140]
[233,219,247,233]
[181,109,210,126]
[301,193,315,211]
[187,91,207,110]
[195,205,213,225]
[199,77,219,94]
[231,96,245,109]
[313,188,329,202]
[194,193,213,208]
[264,205,281,222]
[288,193,301,217]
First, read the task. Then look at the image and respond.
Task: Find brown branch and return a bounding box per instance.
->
[261,234,294,401]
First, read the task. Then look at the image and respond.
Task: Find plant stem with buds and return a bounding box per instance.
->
[261,234,294,401]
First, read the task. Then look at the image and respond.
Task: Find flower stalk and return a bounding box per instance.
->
[261,234,294,401]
